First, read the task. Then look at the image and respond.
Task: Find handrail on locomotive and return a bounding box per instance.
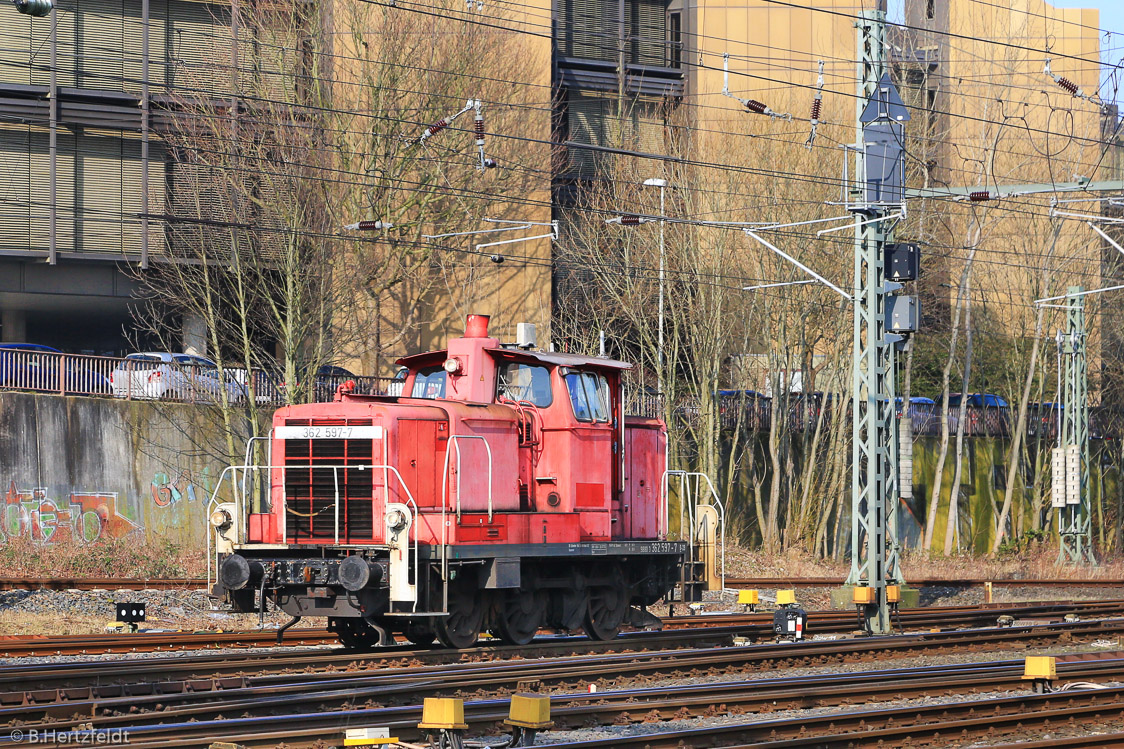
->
[206,457,421,612]
[663,469,728,592]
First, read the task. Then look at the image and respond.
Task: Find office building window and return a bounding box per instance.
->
[669,12,682,68]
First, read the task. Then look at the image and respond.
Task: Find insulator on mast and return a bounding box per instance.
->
[345,220,393,230]
[606,214,652,226]
[722,52,792,121]
[421,118,450,140]
[1044,59,1090,101]
[1056,76,1079,96]
[411,99,476,146]
[806,60,825,149]
[473,100,497,170]
[13,0,52,17]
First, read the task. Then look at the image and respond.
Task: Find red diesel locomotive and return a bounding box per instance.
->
[211,315,688,648]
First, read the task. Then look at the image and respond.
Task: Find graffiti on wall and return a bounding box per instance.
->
[151,470,197,506]
[1,481,141,543]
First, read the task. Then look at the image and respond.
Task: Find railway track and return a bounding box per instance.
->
[4,616,1124,721]
[5,638,1124,747]
[3,598,1121,657]
[727,576,1124,589]
[5,575,1124,592]
[527,686,1124,748]
[0,578,206,591]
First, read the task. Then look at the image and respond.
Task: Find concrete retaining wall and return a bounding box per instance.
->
[0,391,254,551]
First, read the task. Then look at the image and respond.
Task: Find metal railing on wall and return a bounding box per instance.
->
[0,349,398,406]
[650,389,1122,440]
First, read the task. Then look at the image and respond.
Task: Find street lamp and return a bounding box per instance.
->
[643,178,668,395]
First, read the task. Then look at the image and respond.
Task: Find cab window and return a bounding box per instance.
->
[565,370,610,423]
[497,362,553,407]
[411,366,446,398]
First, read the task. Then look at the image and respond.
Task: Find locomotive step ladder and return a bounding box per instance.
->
[663,470,726,603]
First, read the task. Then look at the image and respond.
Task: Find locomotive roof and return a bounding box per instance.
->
[487,348,632,370]
[396,347,632,370]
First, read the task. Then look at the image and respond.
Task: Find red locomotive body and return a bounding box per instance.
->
[213,315,687,648]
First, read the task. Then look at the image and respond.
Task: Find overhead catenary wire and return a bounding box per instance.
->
[0,0,1120,303]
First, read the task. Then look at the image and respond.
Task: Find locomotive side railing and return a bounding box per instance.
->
[442,434,495,523]
[663,470,727,593]
[437,433,495,615]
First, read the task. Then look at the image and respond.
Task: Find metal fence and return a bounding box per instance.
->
[668,392,1120,440]
[0,349,398,406]
[3,351,1118,440]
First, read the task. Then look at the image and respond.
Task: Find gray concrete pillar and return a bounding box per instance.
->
[1,309,27,342]
[182,313,207,356]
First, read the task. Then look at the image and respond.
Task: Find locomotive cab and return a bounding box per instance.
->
[210,315,688,649]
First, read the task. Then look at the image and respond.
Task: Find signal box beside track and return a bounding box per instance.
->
[211,315,692,649]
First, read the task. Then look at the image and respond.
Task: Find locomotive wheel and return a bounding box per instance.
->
[435,580,484,649]
[331,617,381,649]
[403,621,437,646]
[583,570,629,641]
[492,590,543,646]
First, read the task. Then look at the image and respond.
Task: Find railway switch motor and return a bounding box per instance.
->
[773,590,807,642]
[738,589,759,612]
[1022,656,1057,694]
[418,697,468,749]
[506,693,553,747]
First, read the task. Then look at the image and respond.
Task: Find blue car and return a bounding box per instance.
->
[937,393,1010,435]
[946,392,1009,408]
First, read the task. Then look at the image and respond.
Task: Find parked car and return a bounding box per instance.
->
[946,393,1009,408]
[111,353,247,403]
[280,364,360,403]
[0,343,110,394]
[387,366,408,397]
[936,392,1010,435]
[895,396,937,434]
[716,389,771,430]
[1026,401,1062,440]
[227,367,281,406]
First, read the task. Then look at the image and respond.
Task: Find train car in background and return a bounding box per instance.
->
[209,315,697,648]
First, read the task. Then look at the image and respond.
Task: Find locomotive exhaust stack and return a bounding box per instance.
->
[206,314,697,649]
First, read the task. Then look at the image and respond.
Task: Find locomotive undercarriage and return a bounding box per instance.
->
[215,543,686,649]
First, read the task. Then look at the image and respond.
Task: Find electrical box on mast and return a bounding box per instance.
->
[885,242,919,281]
[886,295,918,333]
[859,73,910,208]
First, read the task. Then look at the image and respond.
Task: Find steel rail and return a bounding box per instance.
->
[2,598,1120,657]
[8,651,1124,748]
[727,576,1124,588]
[6,616,1124,726]
[0,578,207,591]
[531,686,1124,748]
[9,646,1124,735]
[985,731,1124,748]
[5,575,1124,592]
